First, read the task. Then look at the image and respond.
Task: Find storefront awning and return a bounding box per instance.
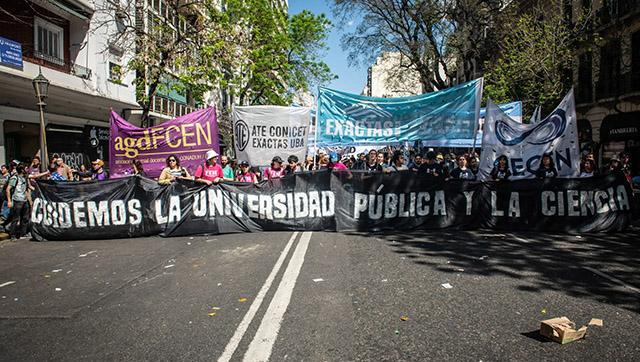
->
[599,112,640,142]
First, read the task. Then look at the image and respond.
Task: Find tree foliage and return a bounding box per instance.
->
[97,0,333,123]
[483,1,596,114]
[333,0,505,93]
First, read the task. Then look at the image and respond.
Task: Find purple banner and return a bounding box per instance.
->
[109,108,220,178]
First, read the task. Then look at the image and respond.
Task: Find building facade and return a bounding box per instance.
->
[572,0,640,168]
[0,0,139,169]
[362,52,422,98]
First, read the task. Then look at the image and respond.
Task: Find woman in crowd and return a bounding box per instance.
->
[75,164,93,181]
[132,160,147,177]
[490,155,511,181]
[535,153,558,179]
[0,165,10,221]
[303,156,315,171]
[449,154,476,180]
[236,161,258,184]
[158,155,191,185]
[579,159,597,178]
[194,150,223,185]
[376,152,387,169]
[264,156,286,180]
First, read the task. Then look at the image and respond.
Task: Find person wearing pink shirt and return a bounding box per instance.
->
[194,150,224,185]
[263,156,286,180]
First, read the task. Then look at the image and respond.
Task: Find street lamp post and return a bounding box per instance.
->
[32,67,50,172]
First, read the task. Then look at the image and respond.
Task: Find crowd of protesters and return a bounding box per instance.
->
[0,146,635,241]
[149,146,638,187]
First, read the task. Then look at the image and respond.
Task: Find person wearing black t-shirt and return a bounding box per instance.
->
[535,153,558,179]
[418,151,443,180]
[490,155,511,181]
[449,154,476,180]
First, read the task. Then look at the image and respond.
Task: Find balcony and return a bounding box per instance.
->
[22,46,92,80]
[151,94,197,119]
[596,0,640,28]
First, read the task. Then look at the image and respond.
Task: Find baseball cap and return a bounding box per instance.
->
[240,160,249,167]
[205,149,219,160]
[272,156,283,163]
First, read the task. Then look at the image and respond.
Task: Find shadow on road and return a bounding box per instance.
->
[347,229,640,314]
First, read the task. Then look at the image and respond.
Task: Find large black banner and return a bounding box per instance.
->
[30,171,632,241]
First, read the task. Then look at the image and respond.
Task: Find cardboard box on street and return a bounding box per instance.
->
[540,317,588,344]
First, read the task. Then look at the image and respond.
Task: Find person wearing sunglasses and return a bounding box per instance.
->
[158,155,191,185]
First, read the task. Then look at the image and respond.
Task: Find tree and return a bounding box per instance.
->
[200,1,334,107]
[483,1,597,114]
[97,1,220,125]
[333,0,505,93]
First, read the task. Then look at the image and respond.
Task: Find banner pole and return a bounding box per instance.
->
[313,88,320,169]
[471,77,484,154]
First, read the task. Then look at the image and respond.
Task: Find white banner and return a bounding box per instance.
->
[478,90,580,180]
[233,106,311,166]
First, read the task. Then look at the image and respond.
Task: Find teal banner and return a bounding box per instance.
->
[316,79,482,145]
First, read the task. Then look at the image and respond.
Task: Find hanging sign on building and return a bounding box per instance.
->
[0,36,23,70]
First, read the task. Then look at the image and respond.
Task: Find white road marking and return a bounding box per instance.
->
[0,281,16,288]
[78,251,97,257]
[583,266,640,294]
[217,232,300,362]
[242,232,313,362]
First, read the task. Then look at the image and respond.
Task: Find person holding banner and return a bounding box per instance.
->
[418,151,443,179]
[285,155,301,175]
[535,154,558,179]
[159,155,192,185]
[490,155,511,181]
[579,159,597,178]
[450,155,476,180]
[194,150,224,185]
[236,161,258,184]
[264,156,286,180]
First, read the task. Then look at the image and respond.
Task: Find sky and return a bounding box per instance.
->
[288,0,367,95]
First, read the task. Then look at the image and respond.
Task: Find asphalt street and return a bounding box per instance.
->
[1,228,639,361]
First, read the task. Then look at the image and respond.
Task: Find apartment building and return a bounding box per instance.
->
[362,52,423,98]
[572,0,640,166]
[0,0,139,168]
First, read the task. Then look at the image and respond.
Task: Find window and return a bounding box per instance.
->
[577,53,592,103]
[597,40,621,99]
[632,31,640,92]
[34,17,64,65]
[109,62,123,83]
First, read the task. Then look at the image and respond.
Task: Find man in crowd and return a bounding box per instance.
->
[220,155,235,181]
[418,151,443,179]
[91,159,109,181]
[286,155,301,175]
[4,163,31,240]
[385,151,408,172]
[407,154,422,172]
